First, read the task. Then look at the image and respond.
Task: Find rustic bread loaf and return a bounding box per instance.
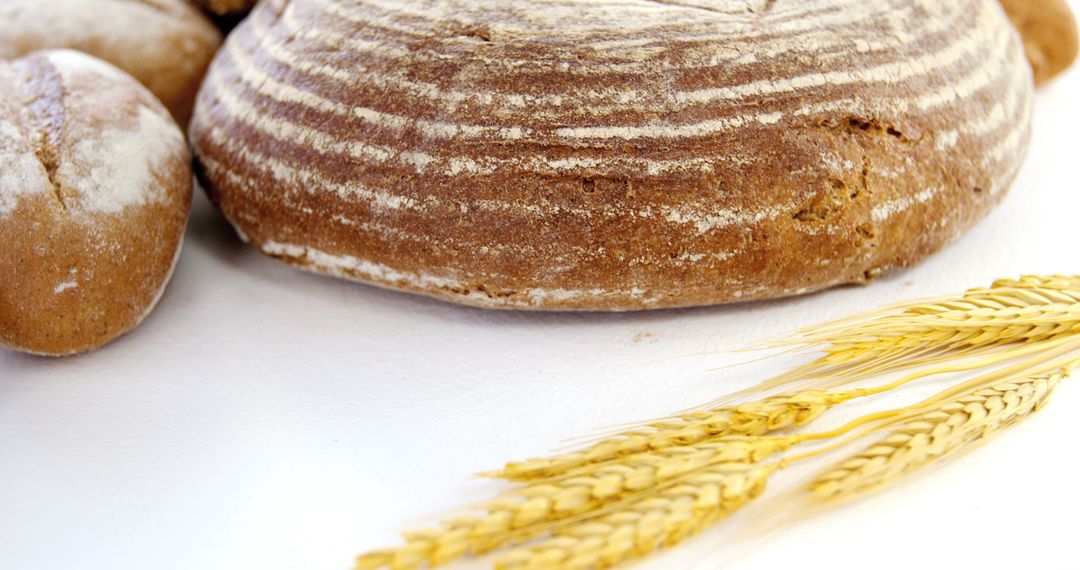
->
[0,0,222,126]
[191,0,1035,311]
[1000,0,1079,85]
[192,0,258,16]
[0,50,192,356]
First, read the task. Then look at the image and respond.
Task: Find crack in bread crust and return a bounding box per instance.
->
[13,57,69,210]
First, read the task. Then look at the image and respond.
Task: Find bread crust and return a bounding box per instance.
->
[0,0,223,125]
[0,51,192,355]
[191,0,1034,311]
[192,0,257,16]
[999,0,1079,85]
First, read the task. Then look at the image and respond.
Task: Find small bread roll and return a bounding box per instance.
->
[1000,0,1079,85]
[0,0,223,125]
[193,0,258,16]
[0,50,192,356]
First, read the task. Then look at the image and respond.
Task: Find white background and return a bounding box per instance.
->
[3,14,1080,570]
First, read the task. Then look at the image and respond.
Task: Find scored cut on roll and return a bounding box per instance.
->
[192,0,1041,311]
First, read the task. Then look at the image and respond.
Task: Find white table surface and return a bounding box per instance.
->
[4,29,1080,570]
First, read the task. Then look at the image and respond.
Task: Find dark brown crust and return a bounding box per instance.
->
[0,0,223,125]
[1000,0,1079,85]
[191,0,257,17]
[0,51,192,355]
[191,0,1034,311]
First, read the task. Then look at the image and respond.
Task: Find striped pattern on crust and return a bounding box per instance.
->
[190,0,1034,311]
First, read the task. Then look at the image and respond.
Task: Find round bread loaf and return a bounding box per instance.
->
[0,0,223,126]
[999,0,1079,85]
[0,50,192,356]
[191,0,1035,311]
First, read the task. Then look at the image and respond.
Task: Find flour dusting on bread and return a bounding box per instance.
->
[64,105,186,215]
[0,119,51,216]
[0,50,192,355]
[190,0,1037,310]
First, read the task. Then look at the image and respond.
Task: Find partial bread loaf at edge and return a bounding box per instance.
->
[0,50,192,356]
[0,0,223,125]
[191,0,1034,311]
[1000,0,1079,85]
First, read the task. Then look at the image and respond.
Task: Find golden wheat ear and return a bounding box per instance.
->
[356,435,794,570]
[491,389,865,482]
[493,463,774,570]
[809,363,1072,502]
[357,275,1080,570]
[719,275,1080,402]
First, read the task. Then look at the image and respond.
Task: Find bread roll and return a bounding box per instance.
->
[1000,0,1079,85]
[0,0,223,125]
[191,0,1034,311]
[0,50,192,356]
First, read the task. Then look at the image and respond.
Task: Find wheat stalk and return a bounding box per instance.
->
[719,276,1080,401]
[805,294,1080,371]
[354,485,603,569]
[357,403,919,570]
[494,463,773,570]
[485,404,923,570]
[357,275,1080,570]
[357,436,794,570]
[496,389,865,481]
[991,275,1080,291]
[810,367,1070,501]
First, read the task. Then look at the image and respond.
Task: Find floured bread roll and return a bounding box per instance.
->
[192,0,1035,311]
[0,0,222,125]
[0,51,192,356]
[999,0,1079,85]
